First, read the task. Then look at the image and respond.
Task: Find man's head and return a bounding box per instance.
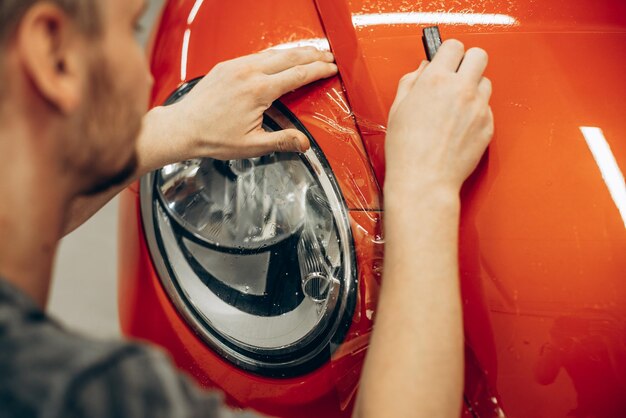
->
[0,0,151,195]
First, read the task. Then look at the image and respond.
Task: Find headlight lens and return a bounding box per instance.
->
[141,79,356,376]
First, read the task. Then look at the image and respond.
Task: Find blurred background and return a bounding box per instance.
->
[48,0,166,339]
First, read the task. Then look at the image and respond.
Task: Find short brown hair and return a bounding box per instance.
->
[0,1,101,100]
[0,0,101,44]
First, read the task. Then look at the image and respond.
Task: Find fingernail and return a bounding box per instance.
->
[325,51,335,61]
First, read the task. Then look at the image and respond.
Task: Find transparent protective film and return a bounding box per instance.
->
[278,85,387,410]
[158,154,310,251]
[153,139,348,357]
[140,77,386,405]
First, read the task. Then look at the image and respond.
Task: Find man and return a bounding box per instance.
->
[0,0,493,417]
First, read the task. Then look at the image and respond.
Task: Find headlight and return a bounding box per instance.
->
[141,79,357,376]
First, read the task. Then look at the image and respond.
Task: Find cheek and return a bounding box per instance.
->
[108,40,151,108]
[132,47,152,98]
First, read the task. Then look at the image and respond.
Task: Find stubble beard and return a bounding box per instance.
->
[78,55,144,196]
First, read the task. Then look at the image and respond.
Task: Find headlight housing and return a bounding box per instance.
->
[141,79,357,376]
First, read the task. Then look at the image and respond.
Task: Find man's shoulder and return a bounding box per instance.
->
[0,277,155,416]
[0,279,259,418]
[0,276,137,370]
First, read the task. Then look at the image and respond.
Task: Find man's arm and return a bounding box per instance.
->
[63,47,337,235]
[354,40,493,418]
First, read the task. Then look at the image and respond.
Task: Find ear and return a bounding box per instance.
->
[16,3,89,114]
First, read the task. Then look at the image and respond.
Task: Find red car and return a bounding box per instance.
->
[118,1,626,417]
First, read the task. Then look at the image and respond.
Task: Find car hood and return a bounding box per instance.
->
[316,0,626,416]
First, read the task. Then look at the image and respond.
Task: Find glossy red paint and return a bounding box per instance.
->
[119,0,626,417]
[318,1,626,415]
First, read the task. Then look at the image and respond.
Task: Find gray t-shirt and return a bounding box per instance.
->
[0,278,261,418]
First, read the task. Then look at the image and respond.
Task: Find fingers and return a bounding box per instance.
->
[392,60,429,107]
[429,39,465,72]
[478,77,492,100]
[273,129,310,153]
[268,61,338,97]
[486,106,495,138]
[246,128,311,157]
[458,48,488,84]
[399,61,428,93]
[258,47,335,75]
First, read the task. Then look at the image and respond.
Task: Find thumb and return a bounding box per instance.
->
[250,128,311,155]
[400,60,428,90]
[394,60,429,105]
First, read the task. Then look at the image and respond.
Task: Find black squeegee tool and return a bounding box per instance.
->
[422,26,442,61]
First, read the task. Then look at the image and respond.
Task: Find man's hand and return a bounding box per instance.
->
[144,47,337,168]
[64,47,336,235]
[355,40,493,418]
[385,39,493,196]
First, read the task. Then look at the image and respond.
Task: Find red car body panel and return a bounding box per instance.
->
[119,0,626,417]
